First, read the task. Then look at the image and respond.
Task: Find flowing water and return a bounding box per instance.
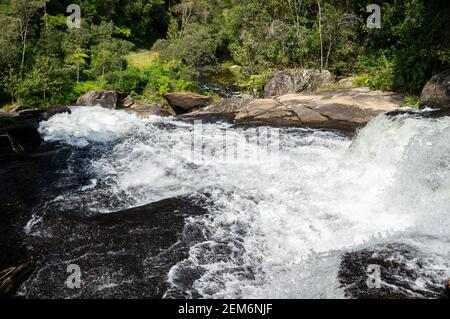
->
[24,106,450,298]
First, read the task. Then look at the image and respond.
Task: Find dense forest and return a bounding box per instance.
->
[0,0,449,108]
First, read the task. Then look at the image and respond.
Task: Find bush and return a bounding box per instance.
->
[355,54,395,91]
[66,80,109,103]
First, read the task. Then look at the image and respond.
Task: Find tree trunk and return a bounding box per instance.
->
[317,0,323,71]
[77,65,80,83]
[20,22,28,77]
[325,34,333,69]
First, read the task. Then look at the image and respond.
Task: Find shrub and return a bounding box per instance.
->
[66,80,109,103]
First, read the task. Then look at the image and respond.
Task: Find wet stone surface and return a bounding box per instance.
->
[338,243,449,299]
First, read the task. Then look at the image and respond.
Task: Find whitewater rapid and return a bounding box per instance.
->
[35,106,450,298]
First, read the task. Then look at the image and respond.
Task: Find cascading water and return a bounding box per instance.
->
[25,106,449,298]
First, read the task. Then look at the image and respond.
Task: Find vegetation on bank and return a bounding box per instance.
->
[0,0,449,109]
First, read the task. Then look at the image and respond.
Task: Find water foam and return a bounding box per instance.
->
[37,107,450,298]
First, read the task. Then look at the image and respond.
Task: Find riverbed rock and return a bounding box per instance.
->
[264,69,335,98]
[23,196,209,298]
[235,88,403,131]
[0,261,34,298]
[0,112,42,155]
[164,92,213,112]
[420,69,450,109]
[125,105,175,118]
[234,99,300,126]
[195,95,254,114]
[338,243,449,299]
[76,90,119,109]
[40,105,71,121]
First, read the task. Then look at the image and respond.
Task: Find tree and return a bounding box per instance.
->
[30,56,64,100]
[317,0,323,71]
[0,13,21,103]
[90,39,133,78]
[12,0,46,77]
[66,48,89,83]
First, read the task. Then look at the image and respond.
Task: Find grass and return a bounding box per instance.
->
[403,95,420,108]
[126,50,160,70]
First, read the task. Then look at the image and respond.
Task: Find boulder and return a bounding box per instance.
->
[164,92,213,112]
[291,69,335,93]
[76,90,119,109]
[264,71,295,98]
[264,69,335,98]
[420,69,450,109]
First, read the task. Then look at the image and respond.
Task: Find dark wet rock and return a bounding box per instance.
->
[0,260,35,298]
[420,69,450,109]
[0,134,23,154]
[164,92,213,113]
[22,196,209,298]
[386,108,450,119]
[40,106,71,121]
[338,243,448,299]
[0,113,42,156]
[446,279,450,297]
[76,90,120,109]
[0,144,70,298]
[15,109,45,119]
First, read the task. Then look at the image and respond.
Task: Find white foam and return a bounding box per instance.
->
[39,107,450,298]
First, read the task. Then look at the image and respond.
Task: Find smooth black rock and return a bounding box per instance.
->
[22,196,209,299]
[338,243,448,299]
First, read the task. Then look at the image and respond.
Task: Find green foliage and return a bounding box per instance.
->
[1,0,449,108]
[66,80,108,103]
[90,39,134,77]
[403,95,420,108]
[355,54,395,91]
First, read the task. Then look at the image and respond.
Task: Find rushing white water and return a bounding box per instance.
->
[37,106,450,298]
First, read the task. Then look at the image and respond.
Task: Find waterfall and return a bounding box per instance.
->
[30,106,449,298]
